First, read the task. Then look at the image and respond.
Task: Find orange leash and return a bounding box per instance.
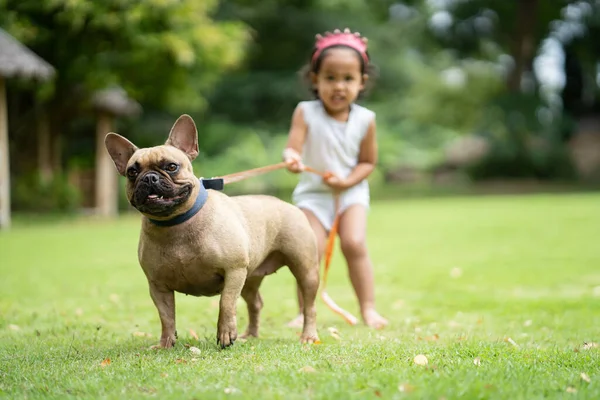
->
[214,162,359,325]
[219,162,287,185]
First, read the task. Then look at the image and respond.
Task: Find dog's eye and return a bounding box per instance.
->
[165,163,179,173]
[127,168,138,179]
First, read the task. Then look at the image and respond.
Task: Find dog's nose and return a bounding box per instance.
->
[142,172,160,184]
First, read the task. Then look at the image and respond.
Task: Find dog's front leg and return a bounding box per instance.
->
[217,268,247,348]
[149,284,176,348]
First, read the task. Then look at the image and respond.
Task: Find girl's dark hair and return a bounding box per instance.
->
[299,44,378,99]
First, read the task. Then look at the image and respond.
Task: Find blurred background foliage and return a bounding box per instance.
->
[2,0,600,213]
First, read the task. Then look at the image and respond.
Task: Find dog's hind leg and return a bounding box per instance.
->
[290,261,320,344]
[240,276,264,338]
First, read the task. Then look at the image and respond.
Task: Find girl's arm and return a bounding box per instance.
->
[342,118,378,188]
[283,105,308,172]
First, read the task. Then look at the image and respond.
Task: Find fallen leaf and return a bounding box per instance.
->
[100,358,111,367]
[581,372,591,383]
[583,342,599,350]
[413,354,428,366]
[425,334,439,342]
[175,358,187,364]
[298,366,316,373]
[132,331,152,338]
[8,324,20,331]
[327,327,341,340]
[224,387,239,394]
[191,358,199,363]
[448,320,461,328]
[313,340,322,345]
[566,386,577,393]
[189,346,201,355]
[161,373,169,378]
[393,300,405,309]
[189,329,199,340]
[237,338,248,343]
[374,389,382,397]
[523,319,533,327]
[450,267,462,278]
[398,383,416,393]
[504,337,519,347]
[473,357,481,366]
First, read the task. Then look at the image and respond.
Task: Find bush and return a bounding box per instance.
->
[12,173,82,213]
[465,103,577,181]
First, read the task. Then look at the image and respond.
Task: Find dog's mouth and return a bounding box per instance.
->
[144,186,190,205]
[132,180,193,217]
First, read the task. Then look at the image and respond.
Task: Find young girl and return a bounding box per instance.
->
[283,28,388,329]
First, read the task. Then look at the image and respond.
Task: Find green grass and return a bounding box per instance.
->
[1,192,600,399]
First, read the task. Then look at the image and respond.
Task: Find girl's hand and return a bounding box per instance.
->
[323,172,349,192]
[283,148,304,173]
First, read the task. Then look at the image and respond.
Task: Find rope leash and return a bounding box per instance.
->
[215,162,359,326]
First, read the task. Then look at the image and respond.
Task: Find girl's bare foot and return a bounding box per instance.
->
[362,308,388,329]
[286,314,304,328]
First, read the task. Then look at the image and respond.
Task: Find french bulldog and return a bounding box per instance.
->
[104,114,320,348]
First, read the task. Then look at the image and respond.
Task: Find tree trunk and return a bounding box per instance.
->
[507,0,538,92]
[37,110,53,183]
[0,78,10,229]
[52,128,62,175]
[95,112,118,217]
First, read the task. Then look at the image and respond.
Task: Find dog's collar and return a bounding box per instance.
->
[147,179,222,227]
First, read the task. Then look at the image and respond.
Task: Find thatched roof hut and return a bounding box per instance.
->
[0,28,56,229]
[0,28,55,80]
[92,87,141,217]
[91,87,141,117]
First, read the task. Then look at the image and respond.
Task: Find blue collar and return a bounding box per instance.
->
[148,180,208,227]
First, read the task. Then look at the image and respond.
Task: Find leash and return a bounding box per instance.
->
[213,162,359,326]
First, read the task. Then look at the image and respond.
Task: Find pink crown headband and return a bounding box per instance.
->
[312,28,369,66]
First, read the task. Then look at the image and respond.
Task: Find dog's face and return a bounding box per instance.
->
[104,115,200,219]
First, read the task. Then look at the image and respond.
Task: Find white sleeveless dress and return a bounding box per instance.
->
[292,100,375,231]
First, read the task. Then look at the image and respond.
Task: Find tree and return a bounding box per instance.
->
[1,0,249,178]
[427,0,568,92]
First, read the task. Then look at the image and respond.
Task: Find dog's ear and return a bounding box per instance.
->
[105,133,139,176]
[165,114,199,161]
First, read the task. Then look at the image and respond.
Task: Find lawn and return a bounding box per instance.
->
[1,192,599,399]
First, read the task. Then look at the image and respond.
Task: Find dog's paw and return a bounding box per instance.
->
[150,335,176,349]
[300,333,320,344]
[239,330,258,340]
[217,320,237,349]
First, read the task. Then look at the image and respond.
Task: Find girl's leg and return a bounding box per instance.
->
[287,208,327,328]
[338,204,388,329]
